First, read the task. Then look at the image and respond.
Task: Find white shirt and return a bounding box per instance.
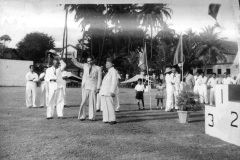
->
[201,76,208,85]
[135,84,145,91]
[26,71,38,83]
[222,77,234,85]
[207,77,219,88]
[194,76,202,86]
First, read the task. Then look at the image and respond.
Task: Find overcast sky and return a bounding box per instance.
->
[0,0,238,50]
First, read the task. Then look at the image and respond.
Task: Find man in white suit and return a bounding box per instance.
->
[99,58,118,124]
[207,73,219,105]
[71,54,102,121]
[45,55,66,119]
[184,70,195,92]
[170,66,181,110]
[25,65,39,108]
[39,66,48,108]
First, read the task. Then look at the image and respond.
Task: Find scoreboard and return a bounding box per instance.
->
[205,85,240,146]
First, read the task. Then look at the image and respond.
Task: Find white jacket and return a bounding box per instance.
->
[45,60,66,90]
[72,59,102,91]
[25,71,38,87]
[100,67,118,96]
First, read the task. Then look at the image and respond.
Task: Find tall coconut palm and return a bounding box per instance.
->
[65,4,106,62]
[196,25,228,72]
[182,28,202,71]
[138,4,172,58]
[155,21,175,70]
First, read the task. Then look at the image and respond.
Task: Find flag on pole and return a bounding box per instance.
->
[138,43,147,70]
[208,4,221,20]
[173,33,184,66]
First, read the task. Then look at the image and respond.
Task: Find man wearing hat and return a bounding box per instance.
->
[45,54,66,119]
[99,57,118,124]
[39,66,49,108]
[71,53,102,121]
[164,67,174,111]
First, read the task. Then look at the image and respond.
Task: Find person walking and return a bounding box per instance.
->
[99,58,118,124]
[25,65,38,108]
[71,53,102,121]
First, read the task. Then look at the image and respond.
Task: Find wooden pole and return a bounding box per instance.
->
[145,42,152,110]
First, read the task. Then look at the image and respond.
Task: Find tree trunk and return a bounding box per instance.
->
[203,49,211,73]
[150,18,153,59]
[98,25,107,65]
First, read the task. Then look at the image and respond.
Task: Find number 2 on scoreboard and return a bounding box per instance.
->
[231,112,238,128]
[208,113,214,127]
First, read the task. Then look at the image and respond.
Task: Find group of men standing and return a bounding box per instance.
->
[164,66,240,112]
[71,54,119,124]
[25,51,119,125]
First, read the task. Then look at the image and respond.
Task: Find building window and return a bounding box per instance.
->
[226,69,231,75]
[217,69,221,74]
[207,69,213,74]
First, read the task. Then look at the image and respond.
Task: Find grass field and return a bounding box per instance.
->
[0,87,239,160]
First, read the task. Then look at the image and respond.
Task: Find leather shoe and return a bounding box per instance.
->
[46,117,53,120]
[109,121,117,125]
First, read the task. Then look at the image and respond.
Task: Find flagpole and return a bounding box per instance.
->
[180,32,184,82]
[144,42,152,110]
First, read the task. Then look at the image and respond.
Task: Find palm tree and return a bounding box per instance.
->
[182,29,202,71]
[196,26,228,72]
[0,35,11,46]
[155,21,175,70]
[65,4,106,63]
[138,4,172,58]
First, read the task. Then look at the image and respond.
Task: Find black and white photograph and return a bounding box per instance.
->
[0,0,240,159]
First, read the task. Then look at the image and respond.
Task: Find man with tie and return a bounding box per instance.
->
[71,53,102,121]
[45,55,66,119]
[25,65,39,108]
[99,57,118,124]
[207,73,219,105]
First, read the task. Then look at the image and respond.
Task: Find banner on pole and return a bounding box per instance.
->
[138,43,147,70]
[173,33,184,66]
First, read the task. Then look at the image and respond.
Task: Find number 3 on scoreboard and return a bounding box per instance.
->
[231,112,238,128]
[208,113,214,127]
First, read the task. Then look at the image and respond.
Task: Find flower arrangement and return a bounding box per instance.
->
[176,91,204,111]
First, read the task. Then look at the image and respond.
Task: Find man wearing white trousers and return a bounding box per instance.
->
[115,71,121,112]
[164,67,173,112]
[170,66,181,110]
[100,58,118,124]
[25,65,39,108]
[71,54,102,121]
[45,56,66,119]
[61,70,68,107]
[199,72,208,104]
[39,66,48,108]
[207,73,219,105]
[193,71,202,95]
